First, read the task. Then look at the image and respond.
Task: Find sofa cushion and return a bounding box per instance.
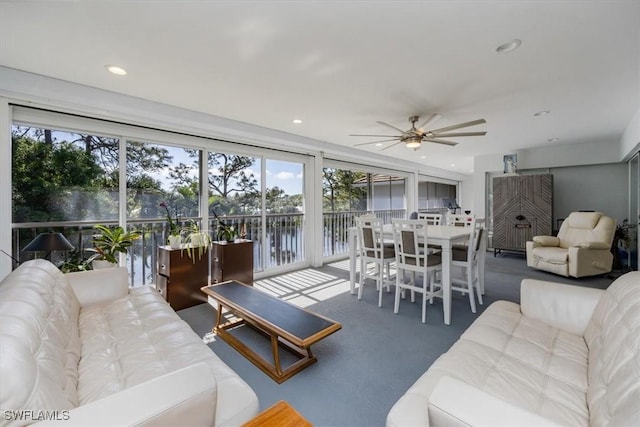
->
[78,285,257,426]
[389,301,590,426]
[584,271,640,426]
[0,260,81,415]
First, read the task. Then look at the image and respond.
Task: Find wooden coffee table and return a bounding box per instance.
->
[201,281,342,383]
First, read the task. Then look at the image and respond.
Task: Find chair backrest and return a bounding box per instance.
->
[391,219,430,272]
[356,216,384,259]
[417,213,442,225]
[448,214,474,227]
[557,212,616,249]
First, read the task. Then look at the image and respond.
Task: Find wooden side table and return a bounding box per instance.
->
[242,401,312,427]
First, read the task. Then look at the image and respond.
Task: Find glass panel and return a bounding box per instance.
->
[207,152,262,269]
[12,125,119,266]
[126,142,200,285]
[265,159,304,268]
[322,168,406,257]
[628,153,639,270]
[417,177,457,214]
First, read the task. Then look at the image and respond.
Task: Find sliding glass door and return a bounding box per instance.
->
[629,152,639,270]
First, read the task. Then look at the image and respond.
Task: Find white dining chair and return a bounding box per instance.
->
[448,214,474,227]
[417,213,443,252]
[391,219,442,323]
[450,218,484,312]
[417,213,443,225]
[355,216,395,307]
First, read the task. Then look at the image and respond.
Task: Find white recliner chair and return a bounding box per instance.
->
[526,211,615,278]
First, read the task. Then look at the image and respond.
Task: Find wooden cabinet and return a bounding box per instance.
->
[156,245,209,311]
[212,240,254,285]
[492,174,553,253]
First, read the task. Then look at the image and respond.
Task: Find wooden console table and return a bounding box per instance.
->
[156,245,209,311]
[212,240,253,284]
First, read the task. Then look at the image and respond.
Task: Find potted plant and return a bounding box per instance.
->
[87,224,141,269]
[213,211,238,243]
[181,220,211,262]
[59,249,91,273]
[160,201,181,249]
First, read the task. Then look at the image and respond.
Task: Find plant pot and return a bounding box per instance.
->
[168,235,181,249]
[189,233,205,247]
[92,259,117,269]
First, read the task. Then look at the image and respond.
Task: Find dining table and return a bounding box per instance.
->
[348,224,484,325]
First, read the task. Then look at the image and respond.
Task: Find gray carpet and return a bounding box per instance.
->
[178,252,614,427]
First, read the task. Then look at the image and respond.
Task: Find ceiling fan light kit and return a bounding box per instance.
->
[351,114,487,151]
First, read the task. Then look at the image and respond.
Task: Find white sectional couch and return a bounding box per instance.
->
[0,259,259,426]
[387,271,640,427]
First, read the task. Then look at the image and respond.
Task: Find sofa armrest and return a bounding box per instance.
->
[35,363,216,426]
[429,376,562,427]
[532,235,560,247]
[65,267,129,307]
[520,279,603,335]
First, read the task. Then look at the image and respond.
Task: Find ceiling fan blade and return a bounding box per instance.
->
[376,120,407,134]
[417,113,442,131]
[429,119,487,134]
[354,138,401,146]
[432,131,487,137]
[380,141,404,151]
[425,138,459,146]
[349,134,400,137]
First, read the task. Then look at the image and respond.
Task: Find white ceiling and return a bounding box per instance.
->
[1,0,639,174]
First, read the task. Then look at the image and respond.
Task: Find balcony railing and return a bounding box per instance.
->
[11,209,403,284]
[322,209,406,257]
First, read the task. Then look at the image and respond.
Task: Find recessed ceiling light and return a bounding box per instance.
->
[534,110,550,117]
[548,137,560,143]
[450,164,456,167]
[292,119,302,124]
[375,143,383,147]
[420,155,426,159]
[105,65,127,75]
[496,39,522,54]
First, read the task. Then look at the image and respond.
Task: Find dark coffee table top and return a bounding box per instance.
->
[202,281,341,346]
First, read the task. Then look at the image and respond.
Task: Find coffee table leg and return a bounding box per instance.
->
[214,303,223,330]
[271,334,282,376]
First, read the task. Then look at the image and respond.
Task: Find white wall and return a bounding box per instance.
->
[621,107,640,160]
[550,163,628,226]
[470,138,628,219]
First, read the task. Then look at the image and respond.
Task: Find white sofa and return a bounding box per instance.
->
[526,211,615,278]
[387,271,640,427]
[0,259,259,426]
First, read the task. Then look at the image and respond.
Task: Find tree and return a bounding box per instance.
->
[12,134,105,222]
[208,153,258,197]
[322,168,367,212]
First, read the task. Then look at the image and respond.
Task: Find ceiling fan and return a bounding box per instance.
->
[350,114,487,151]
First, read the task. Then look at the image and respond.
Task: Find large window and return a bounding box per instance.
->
[11,125,120,267]
[10,110,309,284]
